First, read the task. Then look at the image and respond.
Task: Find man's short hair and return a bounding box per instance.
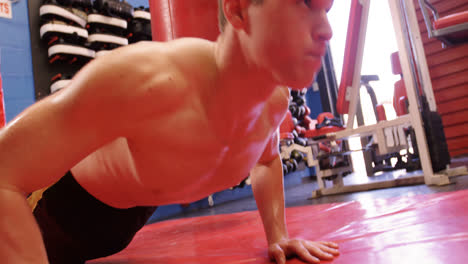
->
[218,0,264,33]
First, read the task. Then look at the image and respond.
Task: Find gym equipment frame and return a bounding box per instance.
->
[308,0,467,198]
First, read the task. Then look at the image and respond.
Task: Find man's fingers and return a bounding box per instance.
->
[270,240,339,264]
[289,243,320,263]
[319,241,339,249]
[303,242,334,261]
[317,243,340,256]
[269,244,286,264]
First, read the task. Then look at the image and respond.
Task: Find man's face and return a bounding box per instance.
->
[245,0,333,89]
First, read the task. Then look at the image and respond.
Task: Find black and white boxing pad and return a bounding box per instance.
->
[88,33,128,50]
[50,73,72,93]
[128,7,151,43]
[133,7,150,21]
[40,21,88,46]
[87,13,128,35]
[93,0,134,20]
[40,3,88,28]
[54,0,93,10]
[48,42,95,64]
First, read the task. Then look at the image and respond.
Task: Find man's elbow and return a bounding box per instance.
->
[256,154,281,168]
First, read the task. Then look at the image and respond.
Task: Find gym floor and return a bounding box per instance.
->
[153,155,468,223]
[93,155,468,263]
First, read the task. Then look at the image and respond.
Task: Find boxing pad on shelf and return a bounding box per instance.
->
[50,73,72,93]
[93,0,134,20]
[128,7,152,43]
[48,43,95,64]
[40,21,89,46]
[88,33,128,50]
[40,3,88,28]
[133,7,151,21]
[55,0,93,11]
[87,14,128,35]
[149,0,220,41]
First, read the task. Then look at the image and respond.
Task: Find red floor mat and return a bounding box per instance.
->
[90,190,468,263]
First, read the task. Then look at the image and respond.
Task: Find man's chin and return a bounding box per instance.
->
[289,85,309,91]
[273,69,317,90]
[287,77,315,90]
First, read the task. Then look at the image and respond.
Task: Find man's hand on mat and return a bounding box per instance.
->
[268,239,339,264]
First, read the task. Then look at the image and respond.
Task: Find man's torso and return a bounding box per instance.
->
[70,39,290,208]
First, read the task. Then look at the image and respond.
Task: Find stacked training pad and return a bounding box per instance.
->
[39,0,151,94]
[39,0,95,93]
[88,0,133,57]
[127,6,152,44]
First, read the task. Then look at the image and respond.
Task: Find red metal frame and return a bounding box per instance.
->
[336,0,364,115]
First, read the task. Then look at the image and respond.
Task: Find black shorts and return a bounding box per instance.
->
[32,171,157,264]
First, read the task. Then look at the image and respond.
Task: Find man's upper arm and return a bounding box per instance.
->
[0,45,176,193]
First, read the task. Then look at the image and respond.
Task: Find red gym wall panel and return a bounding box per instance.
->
[413,0,468,157]
[434,84,468,104]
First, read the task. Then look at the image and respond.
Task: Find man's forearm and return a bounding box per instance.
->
[0,188,48,263]
[251,156,289,245]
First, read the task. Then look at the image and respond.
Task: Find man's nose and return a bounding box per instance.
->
[313,13,333,42]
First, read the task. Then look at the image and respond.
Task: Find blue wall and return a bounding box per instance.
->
[306,85,324,119]
[0,0,35,122]
[127,0,149,8]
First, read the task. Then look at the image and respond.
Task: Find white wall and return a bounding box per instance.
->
[328,0,400,124]
[327,1,401,174]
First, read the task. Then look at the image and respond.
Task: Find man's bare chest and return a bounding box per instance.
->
[73,88,289,206]
[127,106,276,188]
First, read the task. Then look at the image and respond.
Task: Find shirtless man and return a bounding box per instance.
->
[0,0,339,263]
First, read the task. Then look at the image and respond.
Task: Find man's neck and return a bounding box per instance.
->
[214,28,278,104]
[205,28,279,143]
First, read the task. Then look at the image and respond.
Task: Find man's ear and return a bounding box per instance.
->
[223,0,250,30]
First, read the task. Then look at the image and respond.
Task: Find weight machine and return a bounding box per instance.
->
[290,0,468,198]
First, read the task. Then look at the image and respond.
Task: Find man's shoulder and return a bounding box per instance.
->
[94,41,190,89]
[123,38,217,79]
[264,86,290,127]
[269,86,290,111]
[90,38,217,102]
[165,38,218,75]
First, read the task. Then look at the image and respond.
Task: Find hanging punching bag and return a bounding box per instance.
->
[148,0,220,41]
